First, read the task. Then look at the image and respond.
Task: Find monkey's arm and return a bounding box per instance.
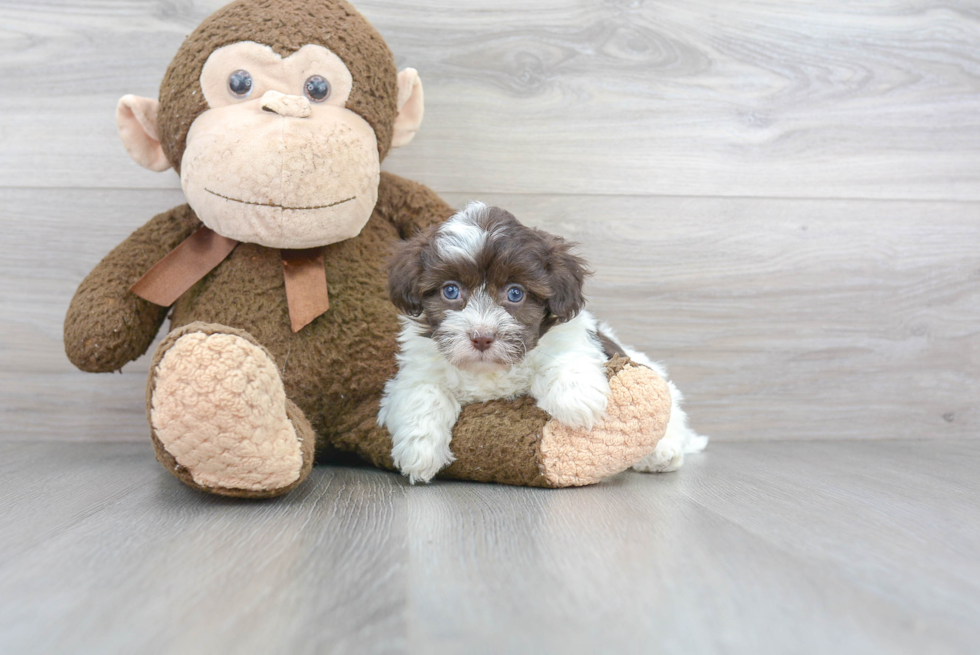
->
[64,204,202,372]
[376,172,456,239]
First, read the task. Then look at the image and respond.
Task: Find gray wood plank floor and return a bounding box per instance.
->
[1,440,977,655]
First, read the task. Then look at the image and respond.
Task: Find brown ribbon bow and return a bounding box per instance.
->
[130,226,330,333]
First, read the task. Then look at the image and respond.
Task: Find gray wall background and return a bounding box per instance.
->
[1,0,978,442]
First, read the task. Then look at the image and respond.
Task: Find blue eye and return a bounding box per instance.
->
[443,284,461,300]
[507,287,525,303]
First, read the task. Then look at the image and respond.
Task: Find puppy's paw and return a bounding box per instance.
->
[633,398,708,474]
[536,376,609,431]
[633,435,684,473]
[391,432,456,484]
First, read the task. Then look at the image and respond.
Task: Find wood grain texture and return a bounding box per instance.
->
[0,0,978,198]
[3,4,978,653]
[3,188,977,442]
[0,1,977,443]
[1,440,978,654]
[484,193,980,442]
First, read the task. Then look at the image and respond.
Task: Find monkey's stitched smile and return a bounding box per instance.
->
[205,188,357,211]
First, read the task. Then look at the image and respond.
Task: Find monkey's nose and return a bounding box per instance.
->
[260,90,311,118]
[471,334,495,352]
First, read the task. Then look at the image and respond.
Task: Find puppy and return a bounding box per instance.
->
[379,202,706,483]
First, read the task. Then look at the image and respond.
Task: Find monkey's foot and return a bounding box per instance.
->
[147,322,315,498]
[537,356,671,487]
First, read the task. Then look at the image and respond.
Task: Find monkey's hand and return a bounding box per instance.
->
[64,205,201,373]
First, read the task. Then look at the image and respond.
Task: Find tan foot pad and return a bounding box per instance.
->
[149,330,304,494]
[539,362,671,487]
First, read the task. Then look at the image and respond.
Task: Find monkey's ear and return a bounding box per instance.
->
[116,95,172,172]
[391,68,424,149]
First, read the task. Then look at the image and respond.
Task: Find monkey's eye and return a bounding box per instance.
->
[228,70,253,98]
[506,286,525,303]
[443,284,461,301]
[304,75,331,102]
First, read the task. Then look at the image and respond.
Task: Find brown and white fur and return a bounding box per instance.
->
[379,202,706,483]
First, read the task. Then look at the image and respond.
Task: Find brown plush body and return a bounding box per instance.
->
[64,0,671,498]
[67,173,446,470]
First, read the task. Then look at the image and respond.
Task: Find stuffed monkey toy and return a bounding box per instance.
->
[64,0,672,498]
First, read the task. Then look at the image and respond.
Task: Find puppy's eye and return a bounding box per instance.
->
[443,284,461,301]
[228,70,253,98]
[506,287,525,303]
[304,75,331,102]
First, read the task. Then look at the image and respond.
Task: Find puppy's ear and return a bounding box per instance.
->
[388,235,427,316]
[545,235,591,322]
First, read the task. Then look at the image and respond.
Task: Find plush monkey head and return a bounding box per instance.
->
[116,0,424,249]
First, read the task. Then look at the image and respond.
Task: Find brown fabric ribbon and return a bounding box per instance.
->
[130,227,238,307]
[281,248,329,333]
[130,226,330,333]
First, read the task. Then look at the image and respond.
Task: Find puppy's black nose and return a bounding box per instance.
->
[471,335,495,352]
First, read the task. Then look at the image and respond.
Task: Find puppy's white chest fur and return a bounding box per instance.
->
[379,202,706,485]
[395,325,534,406]
[379,311,613,483]
[437,359,534,406]
[394,311,604,405]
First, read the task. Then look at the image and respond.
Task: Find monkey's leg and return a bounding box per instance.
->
[334,357,671,488]
[146,322,315,498]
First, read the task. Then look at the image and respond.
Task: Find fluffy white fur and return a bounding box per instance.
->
[379,311,611,483]
[435,215,492,263]
[432,290,527,370]
[596,322,709,474]
[379,201,706,484]
[379,310,707,483]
